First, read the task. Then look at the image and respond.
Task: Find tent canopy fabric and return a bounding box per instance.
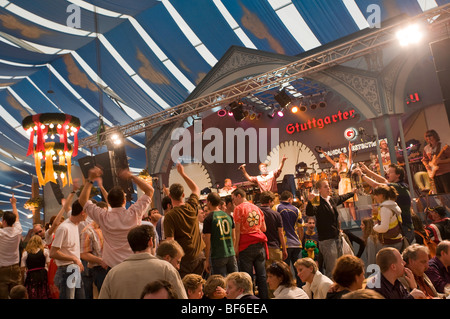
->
[0,0,445,233]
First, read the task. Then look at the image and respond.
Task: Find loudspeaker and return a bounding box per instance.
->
[78,156,96,179]
[93,152,115,193]
[430,38,450,123]
[77,149,134,202]
[280,174,296,197]
[49,179,64,205]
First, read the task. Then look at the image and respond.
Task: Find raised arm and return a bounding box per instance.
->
[278,155,287,172]
[239,164,253,183]
[10,193,18,220]
[96,177,109,206]
[176,163,199,196]
[79,166,103,208]
[348,142,353,166]
[47,182,78,237]
[118,169,154,198]
[358,163,388,186]
[320,149,337,167]
[162,184,170,197]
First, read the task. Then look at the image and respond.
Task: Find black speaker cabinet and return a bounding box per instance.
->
[430,38,450,123]
[280,174,296,197]
[77,149,134,202]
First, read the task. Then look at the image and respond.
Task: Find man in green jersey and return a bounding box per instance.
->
[203,192,238,277]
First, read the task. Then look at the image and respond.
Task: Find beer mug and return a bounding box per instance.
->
[311,190,320,207]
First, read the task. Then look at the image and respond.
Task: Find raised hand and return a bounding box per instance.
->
[176,162,186,176]
[10,193,16,206]
[88,166,103,181]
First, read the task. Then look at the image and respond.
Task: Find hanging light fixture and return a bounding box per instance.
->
[22,113,80,187]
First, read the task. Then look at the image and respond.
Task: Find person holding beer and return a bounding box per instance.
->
[305,179,356,278]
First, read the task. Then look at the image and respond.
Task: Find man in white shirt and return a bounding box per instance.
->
[0,195,22,299]
[239,156,287,193]
[50,200,87,299]
[78,166,154,268]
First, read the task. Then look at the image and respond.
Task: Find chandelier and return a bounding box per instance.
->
[22,113,80,187]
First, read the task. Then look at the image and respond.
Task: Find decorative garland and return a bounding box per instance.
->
[34,142,73,187]
[24,197,44,210]
[22,113,80,157]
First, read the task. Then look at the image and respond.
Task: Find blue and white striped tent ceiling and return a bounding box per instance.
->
[0,0,447,231]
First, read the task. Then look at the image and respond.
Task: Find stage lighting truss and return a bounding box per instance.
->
[78,4,450,148]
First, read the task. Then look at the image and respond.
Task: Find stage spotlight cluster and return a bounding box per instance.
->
[289,93,327,114]
[218,101,262,122]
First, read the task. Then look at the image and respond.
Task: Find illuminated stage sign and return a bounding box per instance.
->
[318,140,379,158]
[286,109,356,135]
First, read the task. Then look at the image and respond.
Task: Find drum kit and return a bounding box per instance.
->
[295,162,340,200]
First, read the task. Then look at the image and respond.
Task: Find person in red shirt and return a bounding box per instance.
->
[232,188,268,299]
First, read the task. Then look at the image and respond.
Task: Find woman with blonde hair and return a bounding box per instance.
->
[294,257,333,299]
[372,185,404,252]
[20,235,51,299]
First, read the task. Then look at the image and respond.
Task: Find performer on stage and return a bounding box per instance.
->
[239,155,287,193]
[219,178,236,196]
[421,129,450,194]
[376,140,391,175]
[319,142,357,220]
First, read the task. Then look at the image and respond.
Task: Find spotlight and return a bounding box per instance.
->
[217,109,227,117]
[291,105,299,114]
[274,89,292,109]
[109,132,123,149]
[310,102,317,110]
[228,111,234,117]
[319,101,327,108]
[277,109,284,117]
[229,101,245,122]
[396,23,423,47]
[267,105,276,119]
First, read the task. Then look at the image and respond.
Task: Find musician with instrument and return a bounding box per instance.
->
[421,130,450,194]
[219,178,237,195]
[239,155,287,193]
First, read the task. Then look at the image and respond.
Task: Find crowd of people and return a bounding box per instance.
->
[0,129,449,300]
